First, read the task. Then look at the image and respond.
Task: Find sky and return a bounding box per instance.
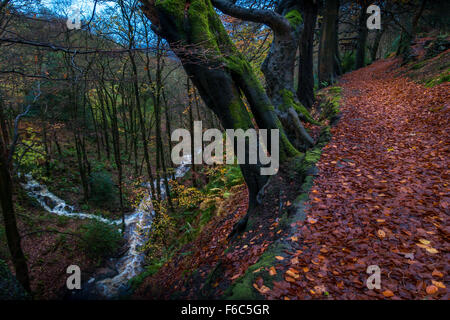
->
[40,0,113,19]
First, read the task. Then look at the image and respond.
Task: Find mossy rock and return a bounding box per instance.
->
[223,242,287,300]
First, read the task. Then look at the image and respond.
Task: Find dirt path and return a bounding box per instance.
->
[264,58,449,300]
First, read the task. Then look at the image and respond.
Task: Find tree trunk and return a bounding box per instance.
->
[370,29,384,62]
[140,0,321,215]
[397,0,427,62]
[355,3,369,69]
[297,0,318,109]
[318,0,340,87]
[0,137,31,293]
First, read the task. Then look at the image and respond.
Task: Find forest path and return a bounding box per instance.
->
[264,58,449,300]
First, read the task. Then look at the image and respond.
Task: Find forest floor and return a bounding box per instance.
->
[261,57,449,300]
[135,52,449,300]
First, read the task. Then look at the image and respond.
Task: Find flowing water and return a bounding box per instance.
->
[20,154,192,298]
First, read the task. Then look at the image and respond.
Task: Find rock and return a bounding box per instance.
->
[44,196,57,209]
[0,259,29,300]
[95,268,117,280]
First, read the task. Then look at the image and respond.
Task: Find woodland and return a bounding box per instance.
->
[0,0,448,300]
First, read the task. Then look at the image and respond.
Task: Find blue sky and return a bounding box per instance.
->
[41,0,113,18]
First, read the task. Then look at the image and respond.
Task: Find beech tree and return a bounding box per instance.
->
[355,1,370,69]
[318,0,340,87]
[139,0,322,228]
[297,0,318,109]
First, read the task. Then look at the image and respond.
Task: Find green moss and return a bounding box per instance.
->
[412,61,426,70]
[284,9,303,28]
[228,97,252,129]
[319,87,341,122]
[221,108,336,301]
[224,242,287,300]
[280,89,321,125]
[155,0,186,34]
[424,68,450,87]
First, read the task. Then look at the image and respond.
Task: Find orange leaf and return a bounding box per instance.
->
[431,281,445,289]
[426,285,438,295]
[382,290,394,297]
[269,266,277,276]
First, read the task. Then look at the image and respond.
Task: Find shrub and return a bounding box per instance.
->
[341,51,355,74]
[14,127,47,181]
[89,170,116,205]
[78,220,121,259]
[205,164,244,190]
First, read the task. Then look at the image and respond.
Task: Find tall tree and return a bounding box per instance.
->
[139,0,320,230]
[297,0,319,109]
[396,0,428,62]
[355,1,370,69]
[318,0,340,87]
[0,137,30,293]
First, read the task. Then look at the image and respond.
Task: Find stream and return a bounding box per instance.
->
[20,154,192,299]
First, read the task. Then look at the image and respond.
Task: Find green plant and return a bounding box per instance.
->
[205,164,244,191]
[89,170,116,205]
[78,220,121,259]
[341,51,355,74]
[14,127,47,181]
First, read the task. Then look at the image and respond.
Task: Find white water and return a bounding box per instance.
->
[20,154,192,298]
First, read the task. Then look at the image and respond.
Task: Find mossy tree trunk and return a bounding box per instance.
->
[318,0,340,87]
[209,0,319,148]
[139,0,319,213]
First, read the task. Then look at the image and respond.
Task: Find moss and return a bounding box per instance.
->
[280,89,321,125]
[319,87,341,122]
[424,68,450,87]
[228,96,253,130]
[224,242,287,300]
[284,9,303,28]
[412,61,426,70]
[155,0,186,34]
[188,0,211,44]
[221,106,336,301]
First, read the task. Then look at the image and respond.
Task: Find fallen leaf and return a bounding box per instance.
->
[382,290,394,297]
[269,266,277,276]
[431,280,446,289]
[426,285,438,295]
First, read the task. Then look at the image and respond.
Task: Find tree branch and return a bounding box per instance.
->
[211,0,291,33]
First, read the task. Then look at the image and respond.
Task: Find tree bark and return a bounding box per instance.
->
[355,2,369,69]
[0,136,31,293]
[318,0,340,87]
[297,0,318,109]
